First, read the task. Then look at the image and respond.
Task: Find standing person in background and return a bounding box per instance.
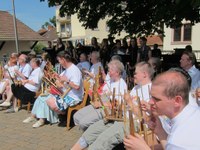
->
[100,38,110,68]
[55,38,65,55]
[126,37,138,71]
[137,37,151,62]
[43,41,56,66]
[91,37,100,52]
[65,41,75,57]
[152,44,161,59]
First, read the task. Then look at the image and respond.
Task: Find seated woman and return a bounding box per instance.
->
[23,52,83,128]
[0,54,32,108]
[73,59,127,131]
[11,58,43,113]
[0,53,19,105]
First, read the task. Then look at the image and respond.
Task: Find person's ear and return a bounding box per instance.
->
[174,95,183,107]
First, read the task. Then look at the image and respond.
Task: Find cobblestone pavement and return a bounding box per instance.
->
[0,109,82,150]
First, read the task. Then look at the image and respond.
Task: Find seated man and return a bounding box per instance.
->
[23,52,83,128]
[124,69,200,150]
[71,61,154,150]
[73,59,127,131]
[83,51,104,85]
[76,52,91,71]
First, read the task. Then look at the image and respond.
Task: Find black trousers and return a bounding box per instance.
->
[11,84,36,104]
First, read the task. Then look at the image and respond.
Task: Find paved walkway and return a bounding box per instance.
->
[0,109,82,150]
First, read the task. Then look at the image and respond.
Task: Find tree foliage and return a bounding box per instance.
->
[40,0,200,36]
[41,16,56,29]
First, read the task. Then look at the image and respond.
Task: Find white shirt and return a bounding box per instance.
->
[89,62,104,85]
[18,63,32,80]
[166,104,200,150]
[102,78,127,104]
[40,61,47,71]
[24,67,43,92]
[77,61,91,71]
[187,65,200,90]
[130,83,152,102]
[4,64,19,79]
[63,64,83,102]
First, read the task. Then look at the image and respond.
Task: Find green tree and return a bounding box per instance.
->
[41,16,56,29]
[40,0,200,36]
[34,42,45,54]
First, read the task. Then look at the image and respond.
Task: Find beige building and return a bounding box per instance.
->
[55,6,127,45]
[163,20,200,60]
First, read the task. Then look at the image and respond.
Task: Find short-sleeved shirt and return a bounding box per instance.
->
[166,104,200,149]
[62,64,83,102]
[24,67,43,92]
[18,63,32,80]
[102,78,127,104]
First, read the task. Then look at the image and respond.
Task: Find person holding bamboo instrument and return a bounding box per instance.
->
[83,51,104,84]
[22,52,83,128]
[71,61,154,150]
[0,54,32,108]
[10,58,43,113]
[124,69,200,150]
[73,59,127,131]
[0,53,19,104]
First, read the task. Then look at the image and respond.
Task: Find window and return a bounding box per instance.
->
[183,24,192,41]
[60,24,65,32]
[174,27,181,41]
[173,23,192,42]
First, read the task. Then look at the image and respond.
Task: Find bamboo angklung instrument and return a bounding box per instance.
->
[148,84,155,150]
[136,89,145,134]
[111,88,116,117]
[97,92,109,117]
[129,108,135,136]
[124,100,127,137]
[0,62,4,81]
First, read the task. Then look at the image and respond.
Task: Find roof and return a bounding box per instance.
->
[146,35,163,46]
[41,27,58,41]
[0,11,46,41]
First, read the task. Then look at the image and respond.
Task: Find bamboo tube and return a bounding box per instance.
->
[123,100,127,137]
[148,84,154,150]
[97,93,109,117]
[111,88,116,116]
[129,109,135,136]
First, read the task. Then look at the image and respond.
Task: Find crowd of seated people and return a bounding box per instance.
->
[0,36,200,150]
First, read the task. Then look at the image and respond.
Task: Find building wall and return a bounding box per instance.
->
[71,14,86,37]
[56,5,128,45]
[0,41,33,56]
[163,23,200,51]
[84,17,127,44]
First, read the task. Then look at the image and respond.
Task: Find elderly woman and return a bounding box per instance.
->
[73,59,127,131]
[10,58,43,113]
[23,52,83,128]
[0,53,19,104]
